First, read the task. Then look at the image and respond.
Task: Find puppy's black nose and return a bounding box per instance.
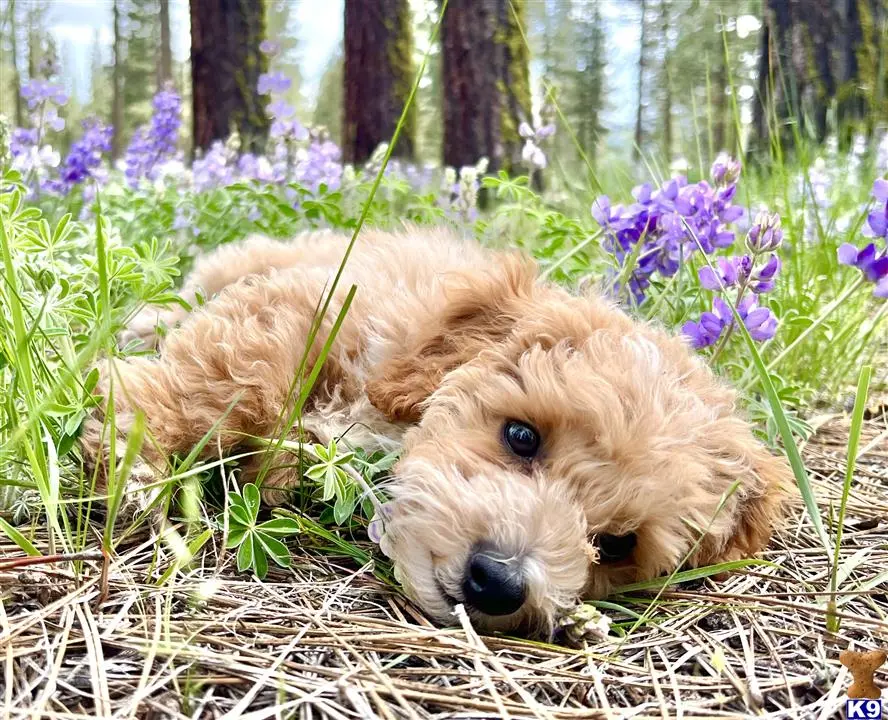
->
[463,546,526,616]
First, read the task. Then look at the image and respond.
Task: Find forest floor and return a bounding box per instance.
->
[2,409,887,718]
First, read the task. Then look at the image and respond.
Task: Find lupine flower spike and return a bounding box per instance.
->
[682,208,782,351]
[838,179,888,298]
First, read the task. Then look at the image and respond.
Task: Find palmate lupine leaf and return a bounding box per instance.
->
[222,483,300,579]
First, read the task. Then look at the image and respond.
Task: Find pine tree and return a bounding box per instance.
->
[571,2,607,161]
[124,0,161,134]
[441,0,531,174]
[343,0,415,164]
[190,0,269,152]
[313,53,343,144]
[752,0,883,151]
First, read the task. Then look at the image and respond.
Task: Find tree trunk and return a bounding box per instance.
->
[189,0,269,153]
[343,0,415,164]
[442,0,531,174]
[752,0,794,154]
[809,1,837,141]
[752,2,772,145]
[753,0,858,154]
[633,0,647,163]
[862,0,888,141]
[8,0,23,127]
[158,0,173,87]
[111,0,124,160]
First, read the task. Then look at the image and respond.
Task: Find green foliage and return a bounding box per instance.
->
[305,439,357,526]
[222,483,301,579]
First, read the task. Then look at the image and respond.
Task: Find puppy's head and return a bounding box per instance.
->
[367,254,790,636]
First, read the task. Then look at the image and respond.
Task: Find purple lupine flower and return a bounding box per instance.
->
[866,178,888,239]
[124,86,182,186]
[51,118,113,193]
[11,127,38,156]
[838,242,888,286]
[711,153,742,188]
[698,256,750,290]
[191,140,236,191]
[591,196,624,227]
[368,502,394,547]
[294,140,342,193]
[10,141,59,177]
[259,39,281,57]
[746,210,784,252]
[750,253,781,293]
[258,71,291,95]
[173,204,201,237]
[44,107,65,133]
[21,79,68,110]
[11,118,60,188]
[592,158,744,304]
[739,296,779,341]
[682,295,778,348]
[37,54,61,79]
[237,152,277,184]
[267,99,295,119]
[522,140,547,169]
[519,121,556,142]
[270,115,308,143]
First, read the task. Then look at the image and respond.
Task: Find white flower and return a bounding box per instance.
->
[522,140,547,169]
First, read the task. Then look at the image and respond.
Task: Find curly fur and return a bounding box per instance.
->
[80,227,791,635]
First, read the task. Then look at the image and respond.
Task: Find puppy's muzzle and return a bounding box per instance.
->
[463,542,526,616]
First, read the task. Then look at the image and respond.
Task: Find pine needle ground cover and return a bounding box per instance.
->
[2,48,888,719]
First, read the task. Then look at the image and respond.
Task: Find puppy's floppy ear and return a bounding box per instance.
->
[695,433,792,566]
[366,253,536,423]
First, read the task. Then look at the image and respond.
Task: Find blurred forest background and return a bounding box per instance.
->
[1,0,886,182]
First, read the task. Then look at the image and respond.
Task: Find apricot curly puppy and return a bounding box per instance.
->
[80,227,790,635]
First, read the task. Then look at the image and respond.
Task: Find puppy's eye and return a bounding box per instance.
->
[503,420,540,458]
[595,533,637,563]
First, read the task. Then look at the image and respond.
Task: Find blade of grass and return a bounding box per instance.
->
[155,528,213,586]
[826,364,871,632]
[683,217,829,552]
[103,409,146,550]
[0,516,40,556]
[613,558,773,594]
